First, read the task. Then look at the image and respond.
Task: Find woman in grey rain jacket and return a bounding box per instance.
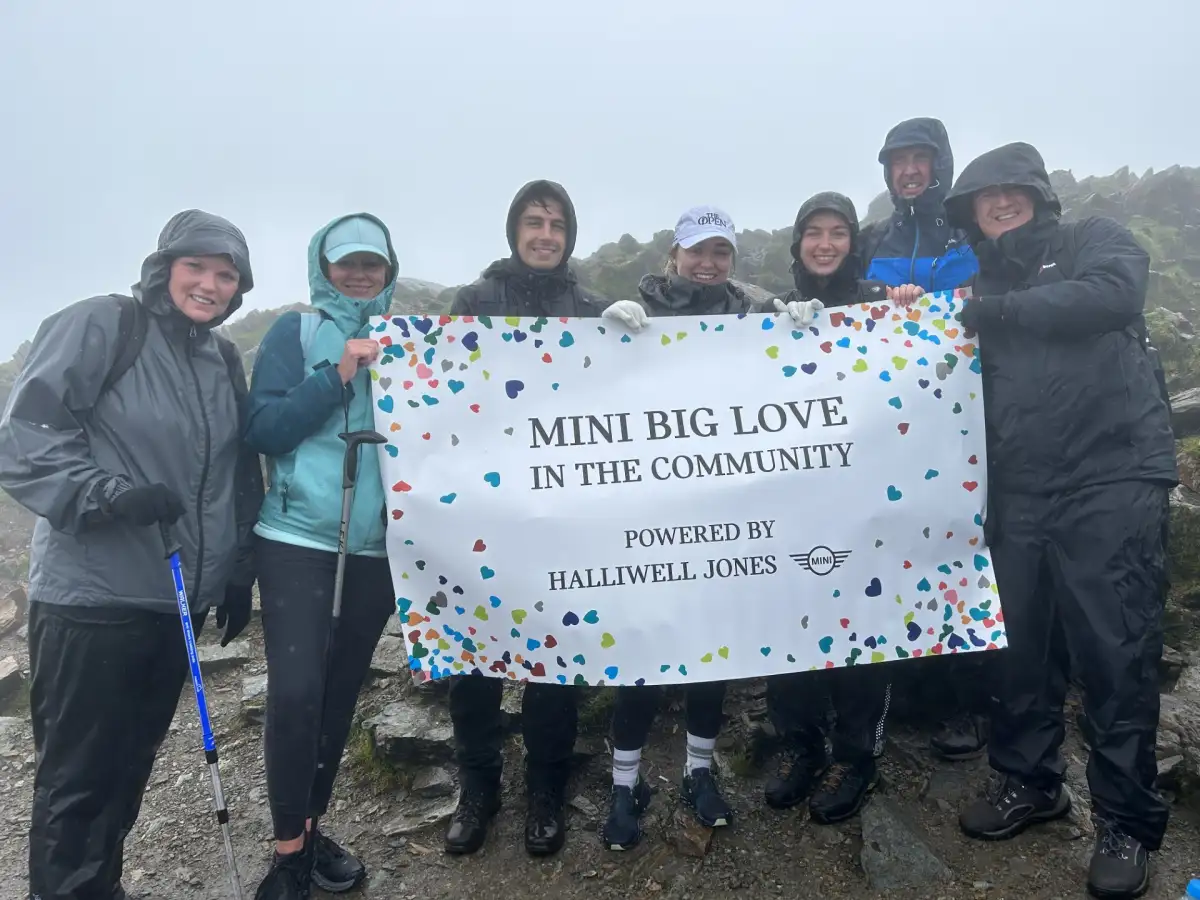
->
[0,209,263,900]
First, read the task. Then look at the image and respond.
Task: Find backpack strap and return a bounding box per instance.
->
[298,312,322,366]
[100,294,149,397]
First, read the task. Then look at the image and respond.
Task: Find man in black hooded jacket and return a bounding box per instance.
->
[445,180,607,859]
[946,142,1175,900]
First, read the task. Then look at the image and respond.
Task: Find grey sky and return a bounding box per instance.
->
[1,0,1196,357]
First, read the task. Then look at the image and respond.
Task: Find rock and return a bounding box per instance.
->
[859,797,952,891]
[668,806,712,858]
[1158,665,1200,798]
[0,656,24,700]
[382,792,460,836]
[366,701,455,767]
[383,614,406,638]
[500,683,523,732]
[241,674,268,725]
[1160,645,1187,686]
[0,716,26,758]
[370,635,408,677]
[0,586,26,636]
[1172,388,1200,439]
[197,641,250,673]
[569,795,600,818]
[411,766,455,799]
[1157,755,1185,789]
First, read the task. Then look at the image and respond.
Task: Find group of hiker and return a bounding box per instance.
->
[0,114,1176,900]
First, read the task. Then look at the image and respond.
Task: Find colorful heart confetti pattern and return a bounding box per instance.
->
[368,291,1006,686]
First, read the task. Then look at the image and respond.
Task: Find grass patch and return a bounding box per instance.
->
[345,719,411,795]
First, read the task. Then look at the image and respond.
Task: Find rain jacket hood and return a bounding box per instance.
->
[308,213,399,336]
[505,179,578,265]
[133,209,255,329]
[789,192,863,300]
[945,141,1063,239]
[878,117,955,218]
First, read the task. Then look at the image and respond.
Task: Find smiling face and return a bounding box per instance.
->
[516,198,568,270]
[889,146,935,200]
[328,251,390,299]
[167,255,240,323]
[674,237,734,285]
[798,211,853,277]
[972,186,1036,240]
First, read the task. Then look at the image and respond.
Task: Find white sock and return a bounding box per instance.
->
[685,733,716,775]
[612,747,642,789]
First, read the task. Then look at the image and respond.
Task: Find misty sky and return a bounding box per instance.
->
[1,0,1197,357]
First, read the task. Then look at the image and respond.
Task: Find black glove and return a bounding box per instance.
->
[110,483,186,527]
[959,295,1008,333]
[216,583,253,647]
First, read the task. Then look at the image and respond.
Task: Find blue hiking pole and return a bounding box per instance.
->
[161,523,245,899]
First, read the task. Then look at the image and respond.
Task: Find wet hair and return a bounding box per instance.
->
[518,192,566,221]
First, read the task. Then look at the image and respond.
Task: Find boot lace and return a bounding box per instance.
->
[528,785,560,822]
[819,761,854,793]
[1097,820,1136,859]
[452,787,489,830]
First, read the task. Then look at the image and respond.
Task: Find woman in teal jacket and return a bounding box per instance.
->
[244,214,397,900]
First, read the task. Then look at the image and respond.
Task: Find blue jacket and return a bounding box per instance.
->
[245,214,398,557]
[861,117,979,291]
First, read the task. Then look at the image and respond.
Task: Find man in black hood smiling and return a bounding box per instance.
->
[451,179,606,318]
[946,142,1175,900]
[445,180,605,860]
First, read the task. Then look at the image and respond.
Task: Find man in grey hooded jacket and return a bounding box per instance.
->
[0,209,263,900]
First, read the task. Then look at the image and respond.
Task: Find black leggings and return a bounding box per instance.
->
[258,537,395,841]
[28,602,205,900]
[611,681,727,751]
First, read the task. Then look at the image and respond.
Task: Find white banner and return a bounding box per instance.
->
[368,288,1005,686]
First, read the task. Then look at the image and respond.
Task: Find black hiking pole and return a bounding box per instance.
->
[310,430,388,836]
[161,523,245,899]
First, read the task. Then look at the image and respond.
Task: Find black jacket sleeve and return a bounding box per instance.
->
[999,218,1149,337]
[216,336,265,589]
[450,284,478,315]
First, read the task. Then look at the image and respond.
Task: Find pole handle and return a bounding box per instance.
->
[160,521,182,559]
[339,430,388,489]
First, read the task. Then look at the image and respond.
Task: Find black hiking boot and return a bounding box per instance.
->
[525,780,567,856]
[254,845,313,900]
[310,827,366,893]
[764,743,825,810]
[809,758,878,824]
[682,767,733,827]
[600,777,653,850]
[959,774,1070,840]
[444,779,501,856]
[1087,820,1150,899]
[930,713,989,761]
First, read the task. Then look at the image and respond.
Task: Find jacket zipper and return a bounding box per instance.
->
[909,204,920,285]
[281,481,289,513]
[185,325,212,605]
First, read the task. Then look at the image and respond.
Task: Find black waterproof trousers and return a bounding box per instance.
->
[448,675,578,791]
[28,601,206,900]
[987,480,1170,849]
[767,665,891,763]
[611,681,728,750]
[258,537,395,841]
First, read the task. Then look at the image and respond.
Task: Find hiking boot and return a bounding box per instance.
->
[444,779,500,855]
[525,781,567,856]
[764,743,825,810]
[682,768,733,827]
[600,777,653,850]
[254,847,313,900]
[1087,820,1150,899]
[809,758,878,824]
[959,774,1070,840]
[311,828,366,893]
[930,713,989,761]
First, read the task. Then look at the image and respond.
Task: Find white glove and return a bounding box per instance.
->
[774,297,824,327]
[602,299,650,332]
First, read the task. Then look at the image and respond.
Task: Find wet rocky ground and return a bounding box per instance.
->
[0,596,1198,900]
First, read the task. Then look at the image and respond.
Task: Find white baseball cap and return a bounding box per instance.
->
[673,205,737,250]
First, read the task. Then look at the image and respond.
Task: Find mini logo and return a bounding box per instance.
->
[695,213,729,228]
[790,545,851,576]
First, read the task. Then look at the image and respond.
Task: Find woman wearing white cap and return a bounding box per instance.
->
[244,214,400,899]
[598,206,817,850]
